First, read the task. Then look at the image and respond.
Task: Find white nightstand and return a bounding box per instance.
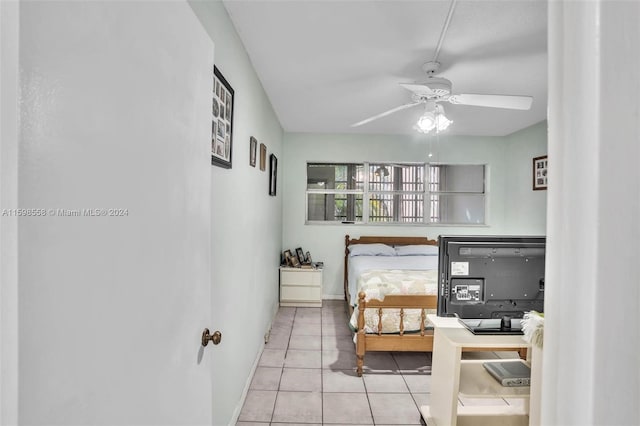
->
[279,266,323,307]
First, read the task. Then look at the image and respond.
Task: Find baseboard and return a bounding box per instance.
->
[322,294,344,300]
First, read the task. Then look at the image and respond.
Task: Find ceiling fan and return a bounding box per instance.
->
[351,60,534,129]
[350,0,533,132]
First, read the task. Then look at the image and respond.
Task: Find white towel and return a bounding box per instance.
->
[522,311,544,348]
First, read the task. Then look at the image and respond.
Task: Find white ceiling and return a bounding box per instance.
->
[223,0,547,137]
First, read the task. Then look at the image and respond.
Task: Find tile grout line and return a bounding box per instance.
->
[269,307,295,425]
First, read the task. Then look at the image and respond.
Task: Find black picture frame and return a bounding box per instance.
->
[532,155,548,190]
[295,247,305,264]
[211,66,234,169]
[269,154,278,196]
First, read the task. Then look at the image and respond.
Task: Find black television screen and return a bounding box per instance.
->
[437,235,545,320]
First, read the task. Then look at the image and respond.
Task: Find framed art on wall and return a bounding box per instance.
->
[269,154,278,196]
[533,155,548,190]
[211,66,234,168]
[260,143,267,171]
[249,137,257,167]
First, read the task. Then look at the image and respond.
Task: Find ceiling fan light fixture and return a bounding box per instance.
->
[415,104,452,133]
[435,111,452,131]
[415,111,436,133]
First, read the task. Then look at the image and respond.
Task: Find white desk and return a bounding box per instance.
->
[421,314,531,426]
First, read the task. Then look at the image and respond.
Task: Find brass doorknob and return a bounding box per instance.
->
[201,328,222,346]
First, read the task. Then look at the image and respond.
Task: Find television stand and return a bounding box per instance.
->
[421,315,532,426]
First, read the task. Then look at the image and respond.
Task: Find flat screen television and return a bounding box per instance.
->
[437,235,546,323]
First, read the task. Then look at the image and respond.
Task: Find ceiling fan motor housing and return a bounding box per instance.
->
[421,77,452,98]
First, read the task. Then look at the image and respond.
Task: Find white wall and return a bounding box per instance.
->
[544,1,640,424]
[17,1,215,424]
[504,121,548,234]
[282,129,547,298]
[189,2,284,425]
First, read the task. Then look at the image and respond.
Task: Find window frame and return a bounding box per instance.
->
[305,161,487,226]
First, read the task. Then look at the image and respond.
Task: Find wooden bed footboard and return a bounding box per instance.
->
[356,291,436,376]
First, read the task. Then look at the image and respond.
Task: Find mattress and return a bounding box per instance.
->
[348,268,438,334]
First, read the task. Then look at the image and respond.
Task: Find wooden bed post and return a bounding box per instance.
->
[356,291,366,377]
[344,235,350,303]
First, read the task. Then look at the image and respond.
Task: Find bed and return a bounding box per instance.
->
[344,234,527,376]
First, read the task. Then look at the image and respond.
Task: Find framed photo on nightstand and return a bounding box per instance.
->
[283,250,293,266]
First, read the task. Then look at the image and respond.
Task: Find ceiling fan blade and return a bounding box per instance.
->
[448,94,533,110]
[399,83,435,98]
[351,101,423,127]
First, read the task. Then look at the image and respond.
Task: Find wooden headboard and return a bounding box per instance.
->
[343,234,438,305]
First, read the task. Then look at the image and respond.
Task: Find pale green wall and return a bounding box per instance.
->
[189,2,284,425]
[282,125,547,298]
[504,121,548,233]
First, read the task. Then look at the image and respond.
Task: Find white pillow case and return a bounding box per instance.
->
[348,243,396,257]
[394,244,439,256]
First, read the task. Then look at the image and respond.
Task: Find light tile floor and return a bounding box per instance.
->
[237,300,520,425]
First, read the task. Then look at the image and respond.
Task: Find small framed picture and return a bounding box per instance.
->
[289,253,300,267]
[211,122,217,154]
[283,250,293,266]
[212,99,219,118]
[305,251,312,264]
[259,143,267,171]
[211,66,234,169]
[249,137,257,167]
[269,154,278,196]
[295,247,305,264]
[532,155,548,190]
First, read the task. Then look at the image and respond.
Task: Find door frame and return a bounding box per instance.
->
[0,0,20,423]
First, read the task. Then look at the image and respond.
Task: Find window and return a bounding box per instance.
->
[307,164,364,222]
[428,164,485,224]
[368,164,424,223]
[306,162,485,225]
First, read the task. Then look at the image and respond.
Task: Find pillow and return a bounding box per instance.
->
[394,244,439,256]
[348,243,396,257]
